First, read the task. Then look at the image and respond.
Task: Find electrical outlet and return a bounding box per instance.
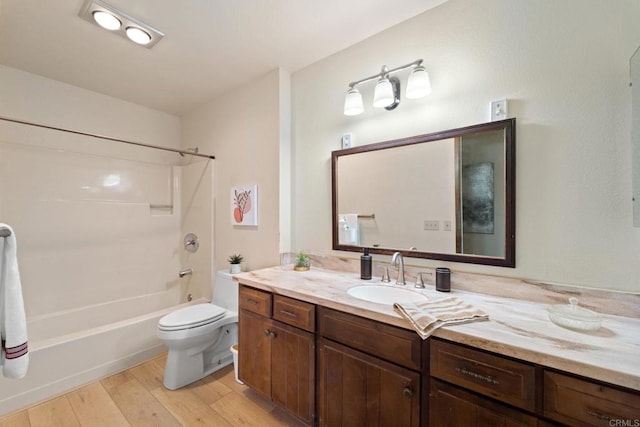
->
[443,220,452,231]
[424,220,439,231]
[490,99,508,121]
[341,133,352,149]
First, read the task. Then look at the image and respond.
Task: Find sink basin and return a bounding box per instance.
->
[347,285,428,305]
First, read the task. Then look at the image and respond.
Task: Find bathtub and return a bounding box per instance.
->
[0,290,206,415]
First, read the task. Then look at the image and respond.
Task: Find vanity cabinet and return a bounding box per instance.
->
[238,285,315,424]
[543,371,639,427]
[317,307,421,427]
[429,337,640,427]
[237,276,640,427]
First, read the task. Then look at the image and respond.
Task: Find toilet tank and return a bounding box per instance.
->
[212,270,239,311]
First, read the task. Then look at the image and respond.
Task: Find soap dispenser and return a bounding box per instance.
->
[360,248,372,280]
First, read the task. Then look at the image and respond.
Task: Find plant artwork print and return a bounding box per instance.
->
[231,185,258,226]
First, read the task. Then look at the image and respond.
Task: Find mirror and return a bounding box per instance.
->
[632,45,640,226]
[332,119,516,267]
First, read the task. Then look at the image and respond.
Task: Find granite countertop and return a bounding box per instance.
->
[235,265,640,392]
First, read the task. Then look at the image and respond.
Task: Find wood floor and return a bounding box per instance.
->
[0,353,306,427]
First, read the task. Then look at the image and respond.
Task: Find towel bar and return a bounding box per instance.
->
[0,227,12,238]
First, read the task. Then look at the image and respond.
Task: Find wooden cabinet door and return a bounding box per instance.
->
[238,310,272,398]
[318,338,420,427]
[429,379,538,427]
[271,321,316,423]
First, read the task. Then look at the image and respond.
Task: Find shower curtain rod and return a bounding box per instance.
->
[0,116,215,160]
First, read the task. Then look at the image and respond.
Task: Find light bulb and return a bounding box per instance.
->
[126,27,152,45]
[92,11,121,31]
[344,88,364,116]
[406,65,431,99]
[373,77,394,108]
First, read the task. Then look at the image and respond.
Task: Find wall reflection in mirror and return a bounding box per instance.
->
[631,45,640,227]
[332,119,516,267]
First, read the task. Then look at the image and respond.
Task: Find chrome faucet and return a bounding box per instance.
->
[178,268,193,278]
[391,252,405,285]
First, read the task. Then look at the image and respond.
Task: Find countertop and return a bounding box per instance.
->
[235,265,640,391]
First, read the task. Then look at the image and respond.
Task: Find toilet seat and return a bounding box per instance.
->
[158,303,226,331]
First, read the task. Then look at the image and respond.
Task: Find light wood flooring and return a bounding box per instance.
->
[0,353,306,426]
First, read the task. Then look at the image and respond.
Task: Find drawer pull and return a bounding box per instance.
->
[403,387,414,398]
[280,309,299,318]
[455,367,500,385]
[246,298,259,305]
[586,410,613,421]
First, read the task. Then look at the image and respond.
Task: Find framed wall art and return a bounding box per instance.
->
[231,185,258,226]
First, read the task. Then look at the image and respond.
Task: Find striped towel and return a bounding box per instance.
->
[0,223,29,379]
[394,296,489,339]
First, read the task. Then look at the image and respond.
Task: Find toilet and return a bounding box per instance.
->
[157,270,238,390]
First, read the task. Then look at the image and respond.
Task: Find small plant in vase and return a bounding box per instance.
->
[294,251,310,271]
[228,253,243,274]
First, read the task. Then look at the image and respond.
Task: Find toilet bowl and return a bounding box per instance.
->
[157,270,238,390]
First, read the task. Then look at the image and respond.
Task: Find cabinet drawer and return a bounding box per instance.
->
[317,306,421,371]
[430,338,536,412]
[543,371,640,427]
[239,286,272,317]
[273,295,315,332]
[429,379,539,427]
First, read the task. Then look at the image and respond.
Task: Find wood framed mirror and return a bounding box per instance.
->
[331,118,516,267]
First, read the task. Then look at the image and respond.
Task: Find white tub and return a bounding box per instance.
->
[0,290,206,415]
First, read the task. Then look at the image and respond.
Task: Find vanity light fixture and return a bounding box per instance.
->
[78,0,164,48]
[344,59,430,116]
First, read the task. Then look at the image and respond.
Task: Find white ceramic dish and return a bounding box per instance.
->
[548,297,602,331]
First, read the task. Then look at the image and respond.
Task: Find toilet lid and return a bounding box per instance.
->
[158,303,226,331]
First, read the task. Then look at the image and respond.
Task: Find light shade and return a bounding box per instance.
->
[373,77,395,108]
[92,10,121,30]
[406,66,431,99]
[344,88,364,116]
[126,26,152,45]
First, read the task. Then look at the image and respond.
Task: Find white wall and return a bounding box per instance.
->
[292,0,640,292]
[181,69,285,272]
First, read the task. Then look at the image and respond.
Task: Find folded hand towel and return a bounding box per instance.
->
[0,223,29,379]
[394,296,488,340]
[338,214,359,245]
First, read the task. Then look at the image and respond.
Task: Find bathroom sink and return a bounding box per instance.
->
[347,285,428,305]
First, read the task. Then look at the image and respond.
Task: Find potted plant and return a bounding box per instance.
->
[228,253,243,274]
[294,251,310,271]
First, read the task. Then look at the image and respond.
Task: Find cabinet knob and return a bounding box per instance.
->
[269,331,277,338]
[403,387,413,398]
[263,329,271,336]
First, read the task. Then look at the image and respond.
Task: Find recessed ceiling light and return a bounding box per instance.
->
[125,27,152,45]
[92,10,121,31]
[78,0,164,48]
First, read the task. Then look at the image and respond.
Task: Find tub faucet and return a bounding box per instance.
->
[391,252,405,285]
[179,268,193,278]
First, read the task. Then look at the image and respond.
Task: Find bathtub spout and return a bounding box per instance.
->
[179,268,193,278]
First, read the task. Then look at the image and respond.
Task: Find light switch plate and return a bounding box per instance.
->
[341,134,352,149]
[490,99,508,121]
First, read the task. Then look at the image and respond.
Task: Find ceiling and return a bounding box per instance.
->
[0,0,447,116]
